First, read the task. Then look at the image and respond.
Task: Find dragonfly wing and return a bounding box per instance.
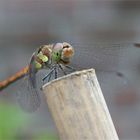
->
[71,43,131,73]
[72,42,139,87]
[17,53,41,112]
[70,43,140,91]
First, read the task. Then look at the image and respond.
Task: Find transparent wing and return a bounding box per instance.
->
[70,43,137,74]
[16,53,41,112]
[68,43,140,91]
[70,43,140,101]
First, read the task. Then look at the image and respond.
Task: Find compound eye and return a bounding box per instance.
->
[63,42,71,48]
[54,43,63,50]
[63,45,69,49]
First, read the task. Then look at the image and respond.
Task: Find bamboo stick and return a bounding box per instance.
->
[42,69,119,140]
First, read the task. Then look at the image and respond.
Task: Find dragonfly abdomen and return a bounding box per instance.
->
[0,66,29,90]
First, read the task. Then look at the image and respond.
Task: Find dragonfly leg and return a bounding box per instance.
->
[54,66,58,79]
[65,65,76,71]
[58,64,67,75]
[42,68,55,82]
[47,70,54,82]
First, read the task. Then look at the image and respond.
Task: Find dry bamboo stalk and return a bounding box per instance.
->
[42,69,119,140]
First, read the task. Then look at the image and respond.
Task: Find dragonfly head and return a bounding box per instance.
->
[52,42,74,64]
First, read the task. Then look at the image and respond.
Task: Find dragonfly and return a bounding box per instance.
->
[0,42,75,112]
[0,42,139,112]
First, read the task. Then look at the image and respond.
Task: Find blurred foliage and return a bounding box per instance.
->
[36,132,59,140]
[0,101,28,140]
[0,102,58,140]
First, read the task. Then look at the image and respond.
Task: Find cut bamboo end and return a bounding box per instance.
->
[42,69,119,140]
